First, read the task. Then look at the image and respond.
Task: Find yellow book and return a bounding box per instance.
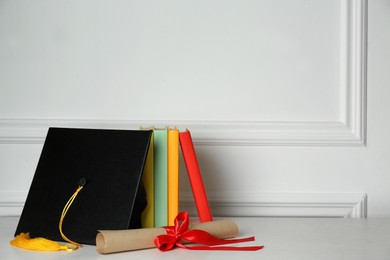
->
[168,127,179,225]
[141,131,154,228]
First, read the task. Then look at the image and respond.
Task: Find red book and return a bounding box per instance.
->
[179,130,213,222]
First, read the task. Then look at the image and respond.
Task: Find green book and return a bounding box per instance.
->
[153,128,168,227]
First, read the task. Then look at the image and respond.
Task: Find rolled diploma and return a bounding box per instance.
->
[96,219,239,254]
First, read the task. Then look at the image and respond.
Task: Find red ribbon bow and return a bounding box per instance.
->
[153,212,264,251]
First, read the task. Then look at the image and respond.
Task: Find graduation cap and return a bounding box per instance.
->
[14,127,152,246]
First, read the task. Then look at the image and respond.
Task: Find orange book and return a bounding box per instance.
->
[168,128,179,225]
[179,130,212,223]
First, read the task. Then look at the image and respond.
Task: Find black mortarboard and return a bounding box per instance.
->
[14,127,152,245]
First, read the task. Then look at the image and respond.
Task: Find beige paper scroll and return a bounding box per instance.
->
[96,219,239,254]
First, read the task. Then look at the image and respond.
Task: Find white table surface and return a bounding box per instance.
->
[2,216,390,260]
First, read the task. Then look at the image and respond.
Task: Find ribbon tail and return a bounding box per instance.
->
[176,241,264,251]
[182,230,258,246]
[179,230,264,251]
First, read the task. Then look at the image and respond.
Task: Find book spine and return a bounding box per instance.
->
[168,128,179,226]
[153,128,168,227]
[141,132,154,228]
[179,130,213,222]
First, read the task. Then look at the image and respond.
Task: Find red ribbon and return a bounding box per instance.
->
[154,212,264,252]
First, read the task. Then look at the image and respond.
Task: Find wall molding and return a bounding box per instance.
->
[0,119,364,146]
[0,192,27,217]
[0,0,367,146]
[180,192,368,218]
[0,191,367,218]
[339,0,367,146]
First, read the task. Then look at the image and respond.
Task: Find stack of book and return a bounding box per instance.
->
[141,128,213,228]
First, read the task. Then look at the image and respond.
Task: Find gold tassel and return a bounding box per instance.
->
[10,233,76,251]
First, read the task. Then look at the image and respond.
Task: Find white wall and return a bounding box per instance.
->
[0,0,388,217]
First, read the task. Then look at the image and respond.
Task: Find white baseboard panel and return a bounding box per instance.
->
[180,192,368,218]
[0,191,367,218]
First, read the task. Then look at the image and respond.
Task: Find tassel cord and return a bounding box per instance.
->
[59,185,83,249]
